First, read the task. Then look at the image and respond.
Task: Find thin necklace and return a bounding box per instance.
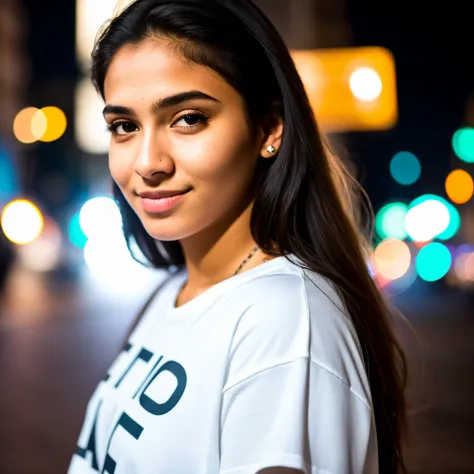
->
[232,244,260,275]
[178,244,260,305]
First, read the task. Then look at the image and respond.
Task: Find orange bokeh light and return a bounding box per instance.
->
[372,238,411,281]
[445,169,474,204]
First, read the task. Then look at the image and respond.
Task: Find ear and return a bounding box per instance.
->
[259,101,284,158]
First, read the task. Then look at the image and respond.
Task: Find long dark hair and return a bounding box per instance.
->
[91,0,408,471]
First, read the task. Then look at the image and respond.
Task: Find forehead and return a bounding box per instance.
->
[104,39,232,103]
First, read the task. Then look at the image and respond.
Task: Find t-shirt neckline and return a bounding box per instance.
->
[166,255,293,317]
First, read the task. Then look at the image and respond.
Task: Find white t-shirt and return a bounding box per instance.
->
[67,255,378,474]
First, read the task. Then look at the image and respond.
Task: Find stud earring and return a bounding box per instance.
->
[266,145,276,154]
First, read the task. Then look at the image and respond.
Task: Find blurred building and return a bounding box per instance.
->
[255,0,351,49]
[0,0,28,147]
[0,0,27,290]
[0,0,27,198]
[254,0,357,170]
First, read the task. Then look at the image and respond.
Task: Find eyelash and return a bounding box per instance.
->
[105,111,209,136]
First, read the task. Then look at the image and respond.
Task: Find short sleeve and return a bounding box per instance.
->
[219,275,378,474]
[220,358,377,474]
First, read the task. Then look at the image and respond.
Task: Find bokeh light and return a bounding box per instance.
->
[1,199,44,245]
[82,233,159,295]
[375,202,408,240]
[16,216,62,272]
[40,106,67,142]
[349,67,383,102]
[437,207,461,240]
[290,46,397,132]
[407,194,461,241]
[76,0,135,71]
[405,199,450,242]
[450,245,474,284]
[454,251,474,282]
[372,238,411,281]
[0,144,19,204]
[13,107,47,144]
[389,151,421,185]
[75,77,110,153]
[83,235,132,276]
[445,169,474,204]
[453,252,472,281]
[79,196,122,240]
[452,127,474,163]
[68,211,88,248]
[463,253,474,281]
[386,259,418,294]
[416,242,452,282]
[13,106,67,143]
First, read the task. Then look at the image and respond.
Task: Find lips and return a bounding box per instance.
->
[137,189,190,199]
[138,189,190,213]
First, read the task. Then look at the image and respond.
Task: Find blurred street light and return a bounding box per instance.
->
[452,127,474,163]
[445,169,474,205]
[416,242,452,282]
[1,199,44,245]
[390,151,421,186]
[13,106,67,144]
[372,238,411,281]
[291,46,398,132]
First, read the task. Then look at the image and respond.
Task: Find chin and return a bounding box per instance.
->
[140,219,191,242]
[143,228,184,242]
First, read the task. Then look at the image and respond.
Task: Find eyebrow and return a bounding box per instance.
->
[102,90,220,116]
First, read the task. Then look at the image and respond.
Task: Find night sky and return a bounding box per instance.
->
[346,0,474,208]
[21,0,474,214]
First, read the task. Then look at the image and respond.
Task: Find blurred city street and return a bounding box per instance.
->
[0,265,473,474]
[1,0,473,473]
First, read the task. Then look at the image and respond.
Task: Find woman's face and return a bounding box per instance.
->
[103,38,264,242]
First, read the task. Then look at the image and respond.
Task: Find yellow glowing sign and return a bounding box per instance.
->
[291,46,398,132]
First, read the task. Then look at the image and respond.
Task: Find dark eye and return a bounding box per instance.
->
[108,121,138,135]
[174,113,208,128]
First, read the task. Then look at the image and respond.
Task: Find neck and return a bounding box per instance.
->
[178,199,277,291]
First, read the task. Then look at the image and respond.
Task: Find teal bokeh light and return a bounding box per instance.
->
[452,127,474,163]
[0,143,19,205]
[389,151,421,185]
[416,242,452,282]
[68,212,88,248]
[375,202,408,240]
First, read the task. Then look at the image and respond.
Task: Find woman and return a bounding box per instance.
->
[67,0,408,472]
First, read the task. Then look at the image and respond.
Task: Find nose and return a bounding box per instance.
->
[133,128,174,179]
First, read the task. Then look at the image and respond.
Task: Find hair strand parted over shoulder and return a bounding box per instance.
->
[91,1,409,471]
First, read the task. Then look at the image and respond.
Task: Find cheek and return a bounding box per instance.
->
[184,123,256,184]
[108,146,134,189]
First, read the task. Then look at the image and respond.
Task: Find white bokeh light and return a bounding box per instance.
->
[79,196,123,240]
[83,233,160,295]
[76,0,135,71]
[405,199,450,242]
[75,77,110,154]
[1,199,44,245]
[84,235,133,275]
[349,67,383,102]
